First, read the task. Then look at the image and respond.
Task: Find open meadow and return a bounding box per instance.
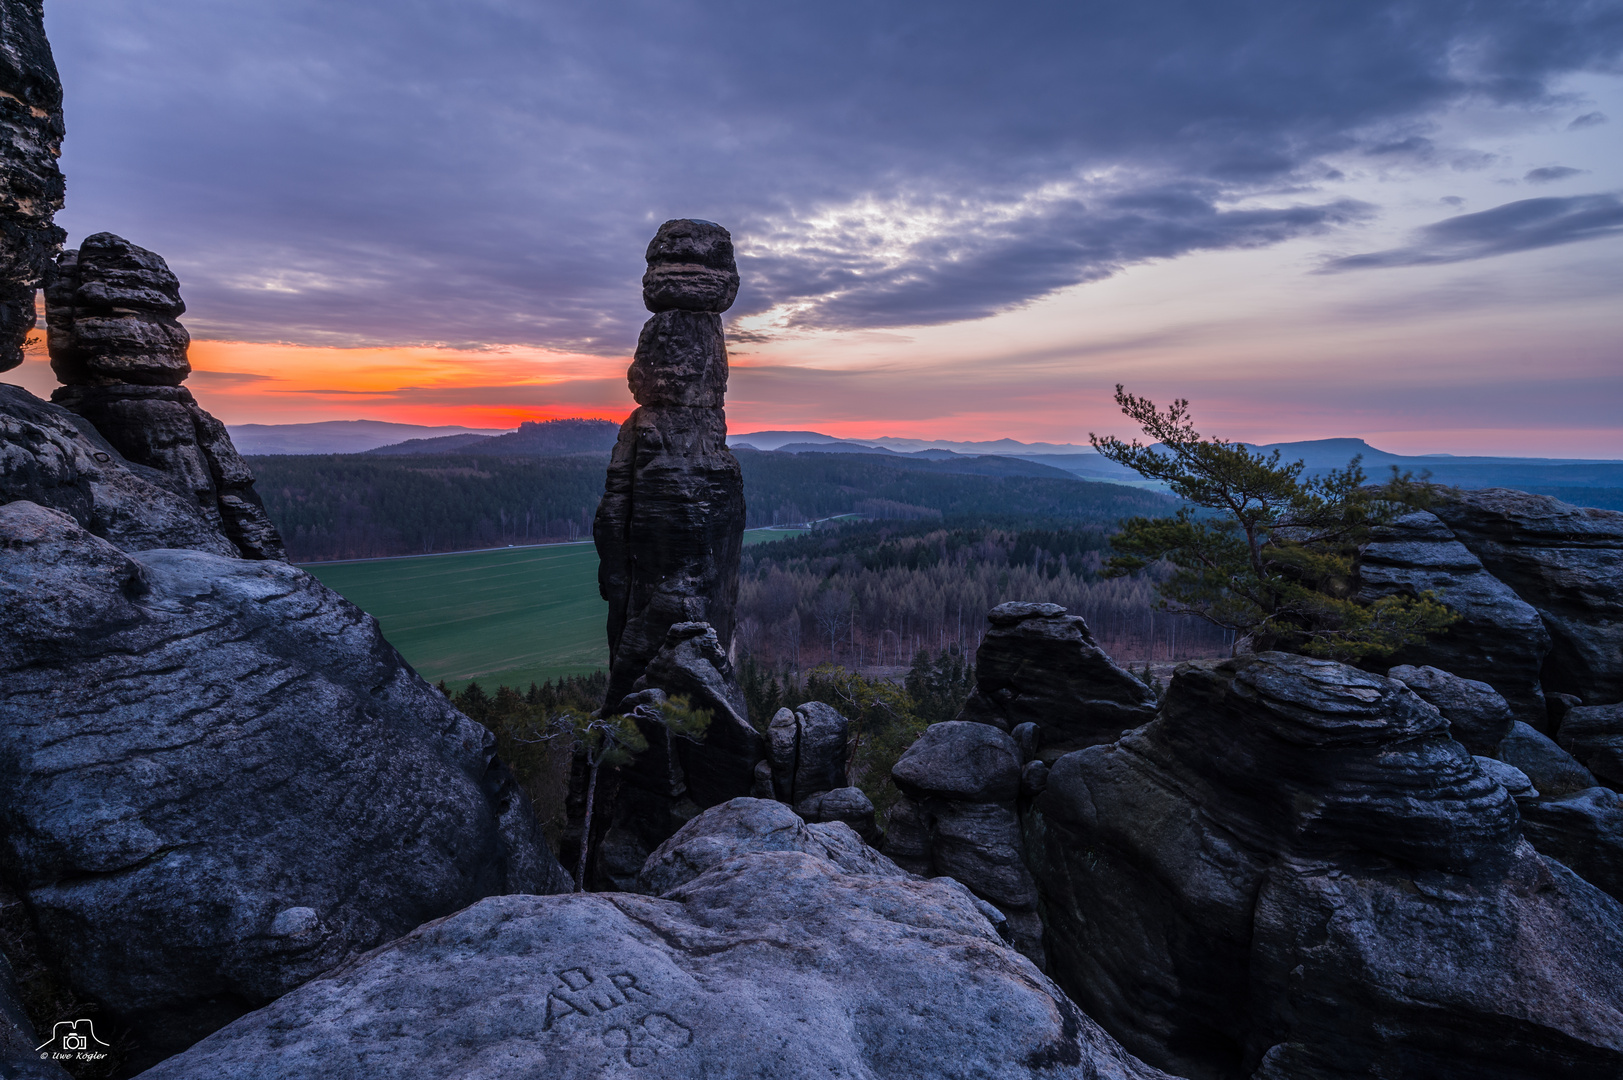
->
[303,529,805,692]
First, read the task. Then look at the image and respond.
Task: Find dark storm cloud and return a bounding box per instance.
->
[44,0,1623,350]
[1320,194,1623,271]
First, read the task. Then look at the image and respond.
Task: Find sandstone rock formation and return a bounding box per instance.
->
[795,786,879,844]
[44,233,285,559]
[1430,488,1623,705]
[595,219,746,710]
[0,381,237,554]
[0,0,64,373]
[887,721,1044,964]
[1029,652,1623,1080]
[140,800,1176,1080]
[0,497,568,1069]
[635,797,906,896]
[1498,719,1599,797]
[1558,703,1623,788]
[1356,510,1549,719]
[767,700,850,805]
[957,601,1158,755]
[1387,664,1514,755]
[0,952,68,1080]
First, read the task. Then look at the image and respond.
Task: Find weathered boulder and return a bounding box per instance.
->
[1430,488,1623,705]
[641,218,739,314]
[0,381,237,555]
[1558,703,1623,789]
[0,0,65,372]
[892,720,1022,803]
[1388,663,1514,755]
[44,234,285,560]
[635,797,904,896]
[1356,510,1549,720]
[1498,720,1599,798]
[0,502,568,1069]
[795,787,879,844]
[632,622,760,807]
[137,838,1175,1078]
[958,601,1158,755]
[888,721,1042,964]
[766,700,849,804]
[1473,756,1537,803]
[1520,787,1623,904]
[1029,652,1623,1080]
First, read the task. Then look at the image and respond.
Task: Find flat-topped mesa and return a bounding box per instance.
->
[44,233,286,560]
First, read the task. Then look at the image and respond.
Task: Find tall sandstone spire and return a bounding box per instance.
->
[594,219,747,708]
[0,0,65,373]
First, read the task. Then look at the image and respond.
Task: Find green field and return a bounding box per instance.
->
[303,528,806,693]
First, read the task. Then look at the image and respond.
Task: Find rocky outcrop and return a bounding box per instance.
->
[1558,703,1623,788]
[1356,510,1550,720]
[1520,787,1623,904]
[887,721,1044,965]
[957,602,1158,755]
[0,0,64,373]
[767,700,849,805]
[1029,652,1623,1080]
[0,381,237,555]
[1498,720,1599,797]
[141,800,1176,1080]
[43,233,285,560]
[0,501,568,1069]
[1387,664,1514,755]
[1430,489,1623,705]
[795,787,879,844]
[635,797,906,896]
[595,220,746,710]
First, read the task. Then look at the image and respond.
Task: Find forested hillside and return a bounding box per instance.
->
[733,519,1230,670]
[249,448,1179,561]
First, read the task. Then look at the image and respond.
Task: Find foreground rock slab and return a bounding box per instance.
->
[141,850,1176,1080]
[0,502,567,1069]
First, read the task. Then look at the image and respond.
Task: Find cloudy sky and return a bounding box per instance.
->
[10,0,1623,453]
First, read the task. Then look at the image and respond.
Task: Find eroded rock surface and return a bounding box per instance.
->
[44,234,285,559]
[1558,703,1623,789]
[888,721,1043,964]
[1388,664,1514,755]
[0,0,64,372]
[0,381,236,555]
[767,701,850,805]
[1029,652,1623,1080]
[1356,510,1549,719]
[0,502,567,1069]
[1430,489,1623,705]
[141,808,1174,1080]
[958,601,1158,754]
[595,221,745,710]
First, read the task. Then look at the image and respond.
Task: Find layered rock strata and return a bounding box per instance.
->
[595,219,745,709]
[957,602,1158,755]
[1387,664,1514,755]
[44,233,284,559]
[0,495,568,1069]
[1430,488,1623,705]
[0,0,64,373]
[140,799,1176,1080]
[1355,510,1549,720]
[1028,652,1623,1080]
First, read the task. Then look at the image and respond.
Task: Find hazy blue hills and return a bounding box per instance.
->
[366,418,620,457]
[229,419,507,455]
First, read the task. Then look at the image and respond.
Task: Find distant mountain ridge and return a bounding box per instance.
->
[367,418,620,457]
[229,420,509,455]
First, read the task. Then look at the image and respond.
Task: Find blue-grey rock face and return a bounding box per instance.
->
[0,499,568,1070]
[1029,652,1623,1080]
[0,0,65,373]
[1356,510,1550,721]
[136,800,1176,1080]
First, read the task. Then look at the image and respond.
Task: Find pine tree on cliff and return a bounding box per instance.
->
[1091,385,1455,660]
